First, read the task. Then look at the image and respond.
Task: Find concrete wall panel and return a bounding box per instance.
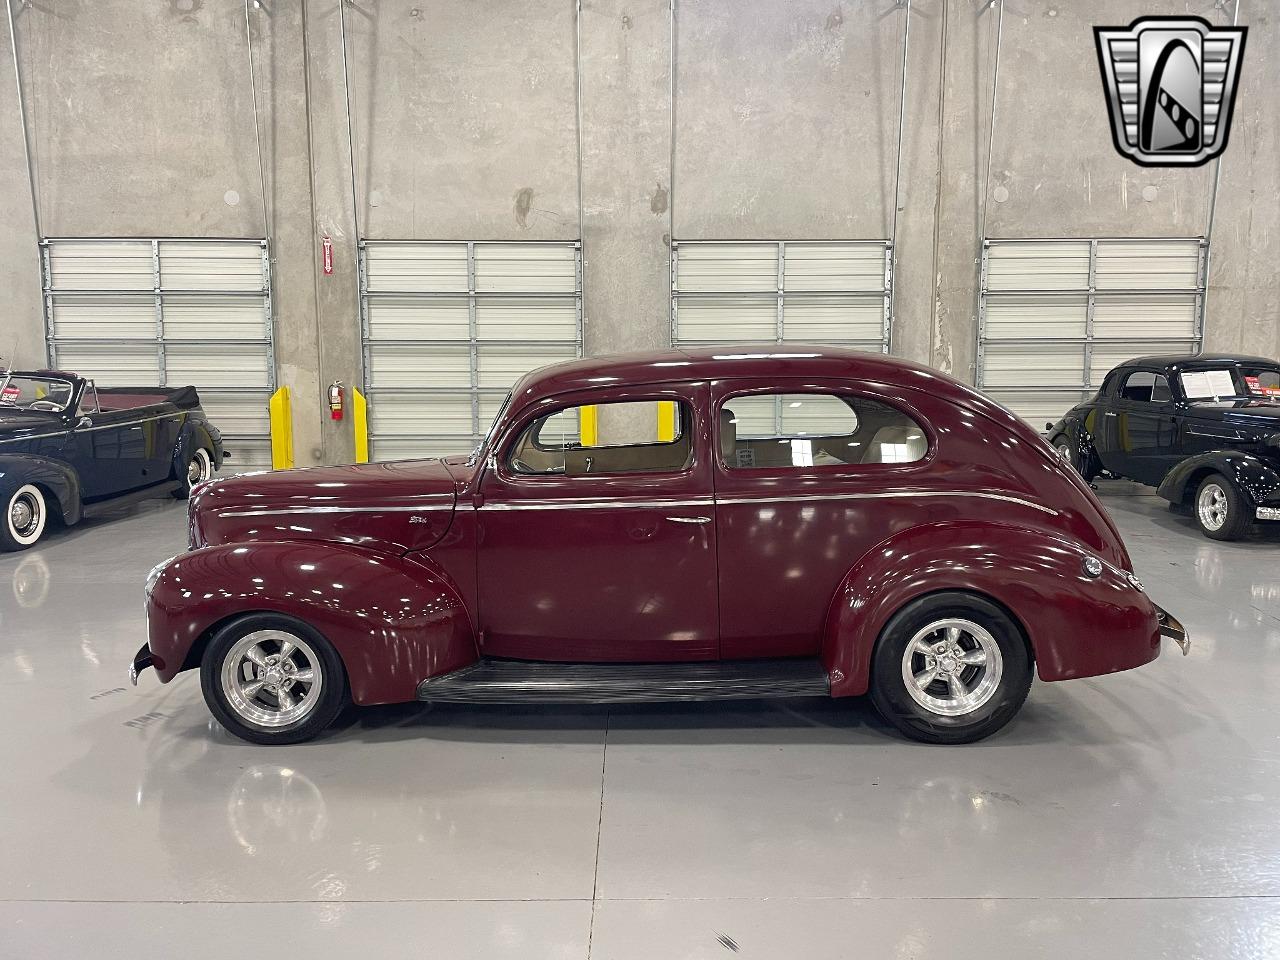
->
[674,0,904,239]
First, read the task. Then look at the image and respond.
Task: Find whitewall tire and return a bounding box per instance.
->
[175,447,214,499]
[2,484,49,552]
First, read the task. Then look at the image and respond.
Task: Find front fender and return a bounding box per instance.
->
[1157,450,1280,507]
[146,540,478,705]
[0,453,81,525]
[820,520,1160,696]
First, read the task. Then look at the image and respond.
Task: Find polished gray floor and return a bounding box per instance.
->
[2,482,1279,958]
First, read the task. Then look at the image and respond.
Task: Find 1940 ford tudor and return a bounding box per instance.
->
[132,347,1188,745]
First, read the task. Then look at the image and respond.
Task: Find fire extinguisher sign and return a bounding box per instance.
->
[322,236,334,276]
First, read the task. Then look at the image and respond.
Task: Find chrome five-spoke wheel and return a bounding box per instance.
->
[900,618,1004,717]
[1197,482,1228,533]
[220,630,325,729]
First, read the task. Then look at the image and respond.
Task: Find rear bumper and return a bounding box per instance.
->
[129,643,154,686]
[1156,605,1190,656]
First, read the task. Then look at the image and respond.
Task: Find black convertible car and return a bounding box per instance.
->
[1047,353,1280,541]
[0,369,224,551]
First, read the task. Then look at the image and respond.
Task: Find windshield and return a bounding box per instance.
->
[0,374,75,413]
[1180,365,1280,402]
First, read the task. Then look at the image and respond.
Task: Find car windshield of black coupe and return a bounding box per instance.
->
[0,374,74,412]
[1176,363,1280,403]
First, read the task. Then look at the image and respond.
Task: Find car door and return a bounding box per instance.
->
[1103,369,1179,485]
[70,390,154,499]
[474,382,720,662]
[710,380,932,660]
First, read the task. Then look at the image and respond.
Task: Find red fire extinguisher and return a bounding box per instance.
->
[328,380,344,421]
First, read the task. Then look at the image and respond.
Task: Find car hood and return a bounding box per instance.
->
[0,409,63,438]
[1186,400,1280,436]
[189,459,459,553]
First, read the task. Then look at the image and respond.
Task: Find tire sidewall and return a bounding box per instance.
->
[1195,473,1249,541]
[870,592,1033,744]
[1,483,48,552]
[175,447,213,499]
[200,613,348,745]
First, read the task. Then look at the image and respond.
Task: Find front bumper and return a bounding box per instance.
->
[1156,605,1190,656]
[130,643,154,686]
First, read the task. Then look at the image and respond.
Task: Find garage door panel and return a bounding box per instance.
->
[361,241,583,461]
[365,298,471,341]
[982,342,1087,388]
[984,296,1088,340]
[673,241,891,352]
[978,238,1205,423]
[44,239,275,468]
[48,297,156,340]
[364,243,468,293]
[474,298,578,341]
[783,296,885,344]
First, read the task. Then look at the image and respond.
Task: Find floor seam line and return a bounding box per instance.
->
[585,710,610,960]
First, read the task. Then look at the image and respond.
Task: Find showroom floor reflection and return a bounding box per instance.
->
[1,485,1279,959]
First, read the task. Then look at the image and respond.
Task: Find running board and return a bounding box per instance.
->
[416,658,830,704]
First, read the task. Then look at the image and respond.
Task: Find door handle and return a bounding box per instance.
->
[666,516,711,524]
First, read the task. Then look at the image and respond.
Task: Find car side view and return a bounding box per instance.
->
[1047,353,1280,540]
[132,347,1188,745]
[0,369,225,551]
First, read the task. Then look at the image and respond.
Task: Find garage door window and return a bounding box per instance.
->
[509,400,692,476]
[720,393,926,469]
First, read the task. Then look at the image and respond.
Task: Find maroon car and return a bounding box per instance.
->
[132,347,1188,745]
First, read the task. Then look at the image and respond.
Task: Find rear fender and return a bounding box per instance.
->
[0,453,81,525]
[820,520,1160,695]
[1157,451,1280,507]
[146,540,478,705]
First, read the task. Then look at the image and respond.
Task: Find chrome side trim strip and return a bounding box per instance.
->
[0,430,67,444]
[715,490,1058,516]
[478,490,1056,516]
[0,410,183,444]
[219,503,454,518]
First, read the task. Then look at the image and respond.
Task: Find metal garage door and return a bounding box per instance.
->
[42,238,275,467]
[977,238,1206,426]
[360,241,583,461]
[671,241,892,351]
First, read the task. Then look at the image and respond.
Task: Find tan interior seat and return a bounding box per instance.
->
[862,425,926,464]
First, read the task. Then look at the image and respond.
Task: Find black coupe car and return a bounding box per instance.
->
[1047,354,1280,540]
[0,369,225,551]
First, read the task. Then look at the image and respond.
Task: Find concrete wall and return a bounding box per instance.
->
[1,0,1276,464]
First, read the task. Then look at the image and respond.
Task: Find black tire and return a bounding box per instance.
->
[1194,473,1251,541]
[173,447,214,499]
[0,482,50,552]
[1050,434,1078,472]
[200,613,348,745]
[869,592,1033,745]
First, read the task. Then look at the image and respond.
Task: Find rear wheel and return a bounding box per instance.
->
[869,592,1032,744]
[201,614,348,745]
[1195,473,1250,541]
[1,484,49,552]
[173,447,213,499]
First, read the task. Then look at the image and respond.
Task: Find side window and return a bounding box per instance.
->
[508,399,691,476]
[1119,371,1169,403]
[720,393,926,468]
[1242,367,1280,397]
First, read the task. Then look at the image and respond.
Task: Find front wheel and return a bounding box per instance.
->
[201,614,348,745]
[1195,473,1250,541]
[1,483,49,552]
[869,592,1033,744]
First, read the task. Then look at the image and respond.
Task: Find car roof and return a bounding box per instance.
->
[1124,353,1277,371]
[510,344,969,405]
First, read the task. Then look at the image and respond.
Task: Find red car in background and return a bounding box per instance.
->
[132,347,1188,745]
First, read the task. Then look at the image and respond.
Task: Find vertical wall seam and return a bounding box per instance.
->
[300,0,327,446]
[927,0,950,369]
[5,0,40,241]
[668,0,677,257]
[1201,0,1242,352]
[573,0,587,350]
[887,0,912,355]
